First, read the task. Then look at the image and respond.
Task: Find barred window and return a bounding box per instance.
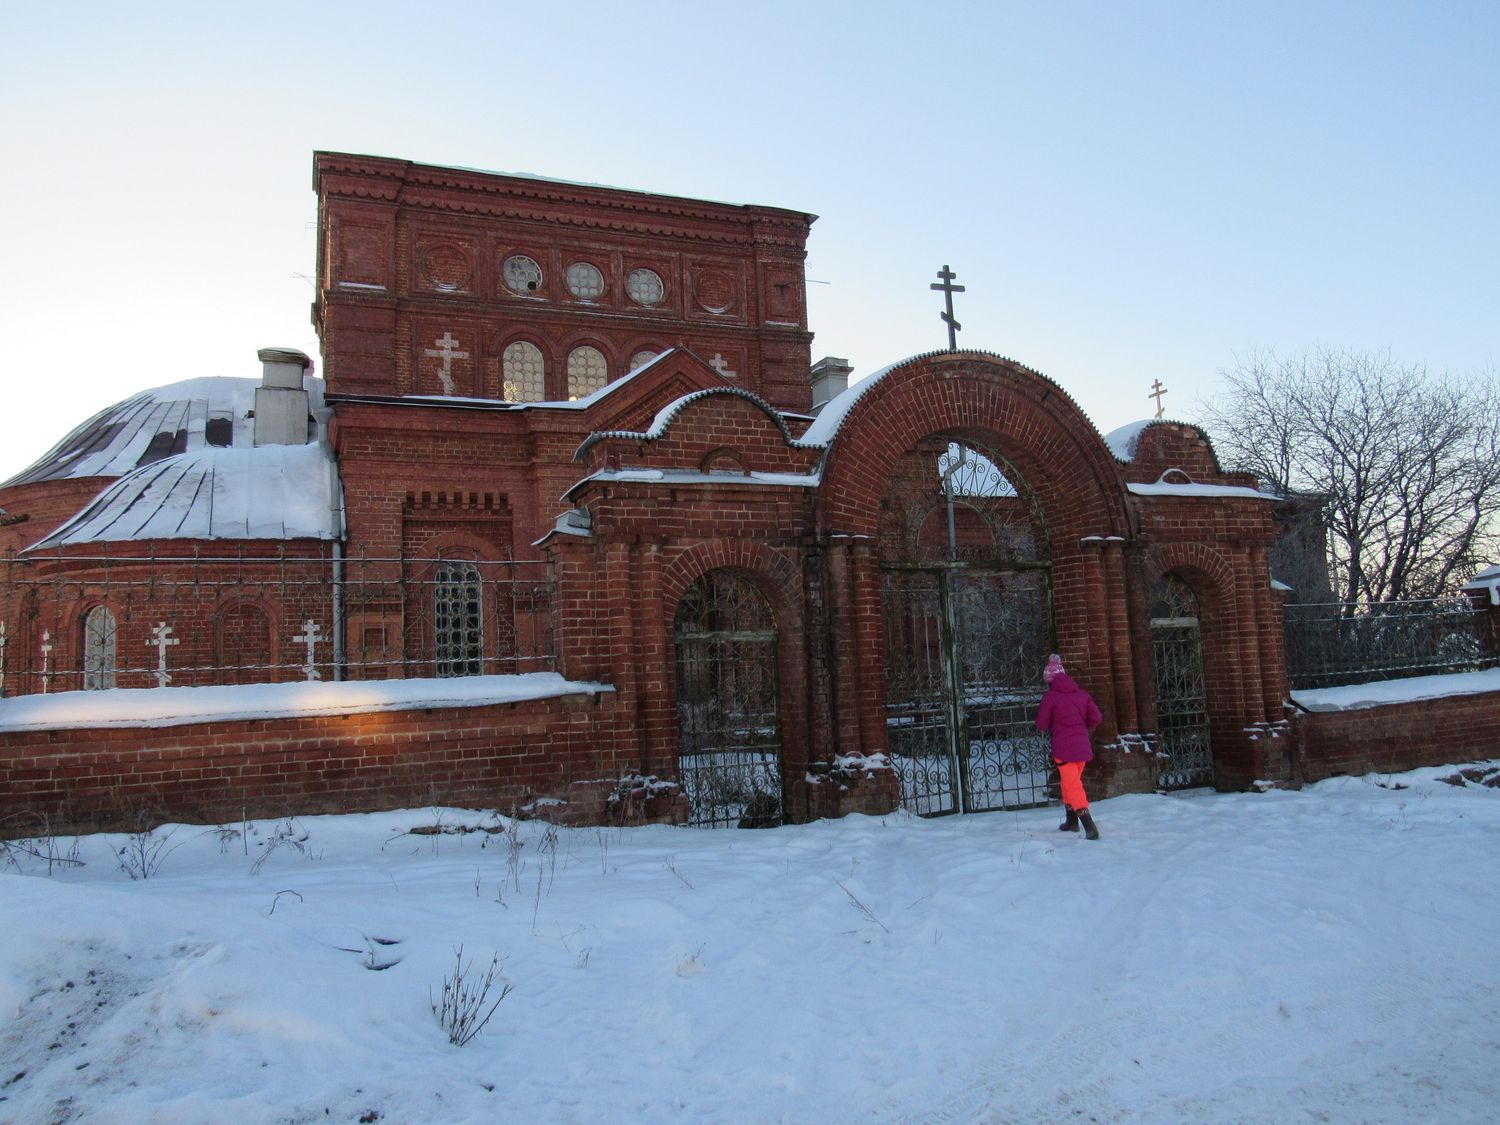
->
[626,268,664,306]
[502,341,545,403]
[502,254,543,294]
[82,605,117,690]
[567,346,608,401]
[434,562,483,678]
[565,261,605,300]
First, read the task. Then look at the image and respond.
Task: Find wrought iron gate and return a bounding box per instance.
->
[879,438,1054,816]
[883,566,1053,814]
[1150,575,1213,788]
[674,570,784,828]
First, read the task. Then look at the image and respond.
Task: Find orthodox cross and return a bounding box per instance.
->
[424,331,469,396]
[293,619,324,681]
[40,629,52,694]
[0,620,7,698]
[147,621,179,687]
[930,265,965,351]
[709,353,738,379]
[1148,379,1168,418]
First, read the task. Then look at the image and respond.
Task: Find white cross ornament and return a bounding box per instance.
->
[147,621,179,687]
[293,618,324,681]
[424,331,469,396]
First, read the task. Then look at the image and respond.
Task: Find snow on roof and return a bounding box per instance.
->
[796,357,909,447]
[1461,565,1500,605]
[393,350,676,414]
[0,673,614,733]
[1127,480,1279,500]
[26,443,341,550]
[1290,667,1500,712]
[1102,419,1161,462]
[575,384,794,460]
[562,467,820,500]
[3,376,326,488]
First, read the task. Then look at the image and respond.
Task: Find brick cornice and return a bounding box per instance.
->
[316,151,814,249]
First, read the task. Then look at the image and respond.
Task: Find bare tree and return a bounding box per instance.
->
[1199,349,1500,604]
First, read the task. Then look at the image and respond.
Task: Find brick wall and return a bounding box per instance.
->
[0,691,630,837]
[1292,688,1500,782]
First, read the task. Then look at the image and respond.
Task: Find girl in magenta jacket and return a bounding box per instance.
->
[1035,654,1103,839]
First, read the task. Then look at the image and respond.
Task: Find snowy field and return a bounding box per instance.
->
[2,763,1498,1124]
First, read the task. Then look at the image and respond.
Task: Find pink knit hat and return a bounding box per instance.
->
[1042,654,1065,683]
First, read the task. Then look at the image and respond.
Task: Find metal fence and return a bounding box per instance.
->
[1283,596,1497,690]
[1,548,555,696]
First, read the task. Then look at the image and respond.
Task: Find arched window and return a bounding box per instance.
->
[82,605,117,690]
[434,561,483,677]
[502,341,545,403]
[628,349,660,372]
[567,346,608,401]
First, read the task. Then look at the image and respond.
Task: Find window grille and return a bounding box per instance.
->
[82,605,117,690]
[502,341,545,402]
[567,346,608,401]
[434,561,484,677]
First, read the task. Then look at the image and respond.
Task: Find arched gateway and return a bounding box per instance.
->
[879,437,1054,813]
[544,348,1287,827]
[812,352,1137,817]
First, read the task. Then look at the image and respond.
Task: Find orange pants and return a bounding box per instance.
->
[1055,760,1089,811]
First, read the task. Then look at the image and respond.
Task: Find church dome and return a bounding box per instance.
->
[2,375,325,488]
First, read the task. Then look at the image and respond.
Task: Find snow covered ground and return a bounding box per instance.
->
[2,763,1498,1124]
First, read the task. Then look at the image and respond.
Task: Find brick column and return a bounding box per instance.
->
[850,539,887,757]
[1101,538,1139,732]
[602,541,641,766]
[636,540,666,775]
[1077,539,1116,738]
[826,537,865,756]
[1250,546,1285,719]
[1232,548,1267,725]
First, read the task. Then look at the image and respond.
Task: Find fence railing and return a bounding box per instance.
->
[1284,596,1498,690]
[1,548,555,697]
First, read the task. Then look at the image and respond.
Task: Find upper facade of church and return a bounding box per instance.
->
[313,152,819,411]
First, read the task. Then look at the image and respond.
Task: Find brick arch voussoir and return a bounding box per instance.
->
[818,355,1130,539]
[661,539,802,631]
[1145,543,1237,618]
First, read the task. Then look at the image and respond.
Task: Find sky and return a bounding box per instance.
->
[2,1,1497,483]
[2,755,1498,1121]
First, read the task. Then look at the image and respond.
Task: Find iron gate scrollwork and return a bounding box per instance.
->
[1150,575,1213,789]
[675,570,784,828]
[881,439,1055,816]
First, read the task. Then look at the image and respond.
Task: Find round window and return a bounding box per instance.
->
[502,255,543,294]
[626,268,665,306]
[565,261,605,300]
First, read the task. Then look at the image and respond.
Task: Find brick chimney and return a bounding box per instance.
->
[254,348,312,446]
[809,356,853,415]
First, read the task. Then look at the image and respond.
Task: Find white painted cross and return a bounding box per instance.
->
[40,628,52,694]
[293,618,324,681]
[709,353,738,379]
[424,331,469,396]
[0,620,7,698]
[147,621,179,687]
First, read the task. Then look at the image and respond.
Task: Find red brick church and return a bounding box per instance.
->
[0,153,1293,831]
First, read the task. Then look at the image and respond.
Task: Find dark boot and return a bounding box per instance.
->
[1078,810,1100,840]
[1059,807,1079,832]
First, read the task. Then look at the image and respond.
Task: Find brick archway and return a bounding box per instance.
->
[812,352,1136,772]
[814,351,1132,543]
